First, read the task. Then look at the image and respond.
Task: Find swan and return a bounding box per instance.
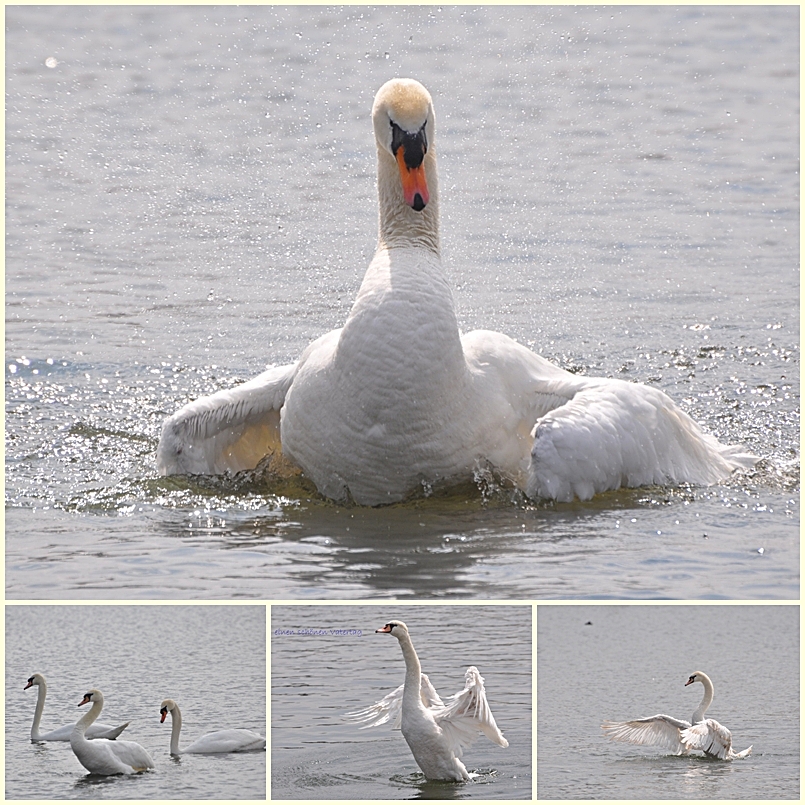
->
[159,698,266,754]
[24,673,130,742]
[601,671,752,760]
[346,620,508,781]
[70,689,155,775]
[157,77,757,505]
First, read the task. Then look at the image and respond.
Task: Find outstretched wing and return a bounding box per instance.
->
[345,674,444,731]
[602,714,690,752]
[433,666,509,757]
[529,378,757,502]
[157,363,297,475]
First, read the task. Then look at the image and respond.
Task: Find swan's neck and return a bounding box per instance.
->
[692,676,714,723]
[376,146,440,254]
[31,682,47,740]
[74,698,103,738]
[168,704,183,755]
[396,632,423,707]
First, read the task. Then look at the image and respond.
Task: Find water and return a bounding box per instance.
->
[5,6,799,599]
[271,604,531,799]
[5,606,266,799]
[537,605,800,799]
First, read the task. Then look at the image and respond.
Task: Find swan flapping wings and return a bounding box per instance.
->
[348,666,508,753]
[602,671,751,761]
[346,673,444,731]
[156,77,757,505]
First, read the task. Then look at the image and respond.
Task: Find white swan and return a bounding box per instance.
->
[601,671,752,760]
[159,698,266,754]
[24,673,129,742]
[157,78,757,505]
[70,689,155,775]
[346,620,508,781]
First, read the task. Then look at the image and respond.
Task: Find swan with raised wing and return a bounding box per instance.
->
[70,690,155,775]
[159,698,266,754]
[25,673,129,742]
[601,671,752,760]
[157,78,756,505]
[346,620,508,781]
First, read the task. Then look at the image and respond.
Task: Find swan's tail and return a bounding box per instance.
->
[729,744,753,760]
[97,722,130,740]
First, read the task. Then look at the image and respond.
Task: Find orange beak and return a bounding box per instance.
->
[395,147,429,211]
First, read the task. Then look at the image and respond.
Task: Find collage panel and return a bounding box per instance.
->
[271,604,532,799]
[3,4,800,802]
[5,604,266,799]
[5,4,798,603]
[537,604,800,800]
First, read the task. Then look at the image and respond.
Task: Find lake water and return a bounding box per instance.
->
[271,604,532,799]
[537,605,800,800]
[4,605,266,799]
[5,5,799,599]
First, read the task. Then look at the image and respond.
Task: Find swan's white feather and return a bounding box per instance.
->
[681,719,753,760]
[157,77,757,504]
[346,673,443,730]
[160,698,265,754]
[601,715,690,753]
[157,363,296,475]
[602,671,751,761]
[70,690,154,775]
[434,666,509,752]
[529,379,757,502]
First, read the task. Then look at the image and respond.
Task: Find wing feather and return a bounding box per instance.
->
[433,666,508,756]
[529,379,757,502]
[157,363,297,475]
[602,715,690,752]
[345,674,442,731]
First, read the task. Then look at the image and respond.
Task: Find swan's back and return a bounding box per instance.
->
[71,734,154,775]
[183,728,266,754]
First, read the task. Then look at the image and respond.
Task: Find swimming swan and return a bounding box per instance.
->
[25,673,129,742]
[157,78,756,505]
[601,671,752,760]
[159,698,266,754]
[70,689,155,775]
[346,620,508,781]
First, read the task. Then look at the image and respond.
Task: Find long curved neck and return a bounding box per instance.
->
[168,704,183,755]
[30,682,47,740]
[74,698,103,738]
[396,632,423,707]
[377,146,440,255]
[692,675,714,723]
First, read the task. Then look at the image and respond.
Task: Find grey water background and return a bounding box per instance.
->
[537,605,799,799]
[6,6,799,600]
[271,604,531,799]
[4,605,266,799]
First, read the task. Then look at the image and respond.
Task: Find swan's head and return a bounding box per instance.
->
[685,671,711,687]
[78,689,103,707]
[24,672,45,690]
[376,620,409,638]
[160,698,177,723]
[372,78,435,212]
